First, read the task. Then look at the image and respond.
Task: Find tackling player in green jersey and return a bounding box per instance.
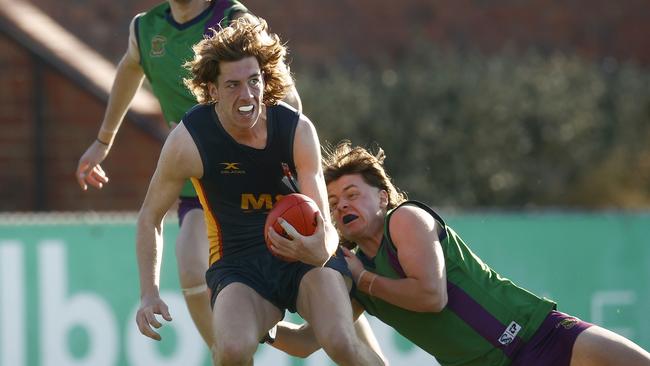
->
[270,141,650,366]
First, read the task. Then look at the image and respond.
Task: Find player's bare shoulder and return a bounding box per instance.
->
[294,113,317,141]
[389,205,441,243]
[124,14,144,65]
[158,123,203,179]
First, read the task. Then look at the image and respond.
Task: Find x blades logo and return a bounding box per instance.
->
[220,162,245,174]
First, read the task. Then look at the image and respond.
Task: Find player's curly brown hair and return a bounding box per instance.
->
[323,140,407,210]
[183,17,294,105]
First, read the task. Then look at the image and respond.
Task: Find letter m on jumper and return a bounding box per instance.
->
[241,193,273,210]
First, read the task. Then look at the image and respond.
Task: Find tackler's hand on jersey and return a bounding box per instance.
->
[341,246,366,283]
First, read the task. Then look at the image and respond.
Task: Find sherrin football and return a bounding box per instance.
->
[264,193,319,262]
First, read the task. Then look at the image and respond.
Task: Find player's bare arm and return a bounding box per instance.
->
[76,16,146,190]
[271,300,356,356]
[271,320,320,358]
[294,115,338,252]
[352,308,389,366]
[135,124,202,340]
[271,300,388,364]
[344,205,447,312]
[268,115,337,266]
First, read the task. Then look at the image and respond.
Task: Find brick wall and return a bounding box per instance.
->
[0,34,162,211]
[29,0,650,66]
[0,36,35,210]
[4,0,649,212]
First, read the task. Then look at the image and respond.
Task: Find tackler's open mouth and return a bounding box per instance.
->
[342,214,358,224]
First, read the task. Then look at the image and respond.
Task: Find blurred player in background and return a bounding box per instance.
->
[270,141,650,366]
[75,0,300,348]
[134,18,384,365]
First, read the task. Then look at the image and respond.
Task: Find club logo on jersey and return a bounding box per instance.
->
[150,35,167,57]
[241,193,284,211]
[556,317,579,330]
[498,321,522,345]
[220,162,245,174]
[281,162,300,192]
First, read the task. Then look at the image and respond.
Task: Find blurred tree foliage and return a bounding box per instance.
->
[295,44,650,209]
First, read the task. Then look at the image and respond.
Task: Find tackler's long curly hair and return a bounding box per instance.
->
[183,17,294,106]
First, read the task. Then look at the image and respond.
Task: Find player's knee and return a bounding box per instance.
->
[211,338,257,366]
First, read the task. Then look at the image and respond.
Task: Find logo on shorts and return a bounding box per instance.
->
[220,162,245,174]
[150,35,167,57]
[498,321,522,345]
[556,317,579,329]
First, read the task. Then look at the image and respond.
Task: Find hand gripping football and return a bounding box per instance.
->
[264,193,319,261]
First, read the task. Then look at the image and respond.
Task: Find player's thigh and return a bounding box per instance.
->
[571,325,650,366]
[296,267,355,334]
[213,282,283,344]
[175,209,208,277]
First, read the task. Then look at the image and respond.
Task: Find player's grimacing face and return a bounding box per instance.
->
[211,56,264,129]
[327,174,386,240]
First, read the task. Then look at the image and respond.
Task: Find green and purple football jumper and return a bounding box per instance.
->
[354,201,557,366]
[134,0,247,197]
